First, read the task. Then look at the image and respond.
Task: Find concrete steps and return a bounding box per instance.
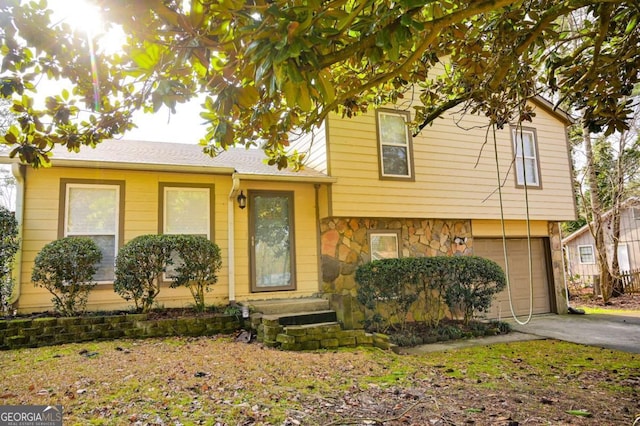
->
[244,297,391,351]
[246,297,330,315]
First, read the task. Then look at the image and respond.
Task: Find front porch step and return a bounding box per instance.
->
[262,310,337,327]
[246,297,330,315]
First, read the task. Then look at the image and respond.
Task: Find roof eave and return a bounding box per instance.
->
[235,173,336,183]
[46,159,236,175]
[531,96,576,126]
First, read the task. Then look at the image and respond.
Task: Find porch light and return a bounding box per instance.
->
[237,190,247,209]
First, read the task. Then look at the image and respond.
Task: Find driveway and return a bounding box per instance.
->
[402,312,640,355]
[510,312,640,354]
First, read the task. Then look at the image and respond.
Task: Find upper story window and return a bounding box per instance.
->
[60,180,124,283]
[633,207,640,220]
[578,245,595,264]
[512,127,541,187]
[376,109,414,180]
[159,184,214,239]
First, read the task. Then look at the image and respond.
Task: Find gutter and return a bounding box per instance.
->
[235,173,337,184]
[227,173,240,303]
[8,164,25,306]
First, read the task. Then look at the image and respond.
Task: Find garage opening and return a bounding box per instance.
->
[474,238,554,319]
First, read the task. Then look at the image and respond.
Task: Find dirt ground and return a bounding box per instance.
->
[1,337,638,425]
[572,290,640,311]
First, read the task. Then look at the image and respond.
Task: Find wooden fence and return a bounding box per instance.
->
[621,269,640,294]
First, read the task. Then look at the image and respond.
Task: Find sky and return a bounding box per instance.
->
[44,0,208,145]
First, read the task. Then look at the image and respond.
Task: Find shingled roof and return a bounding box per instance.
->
[2,139,334,182]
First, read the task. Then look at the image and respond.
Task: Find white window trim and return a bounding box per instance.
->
[377,110,413,179]
[512,128,540,187]
[578,244,595,265]
[369,231,400,261]
[64,183,120,284]
[162,186,211,238]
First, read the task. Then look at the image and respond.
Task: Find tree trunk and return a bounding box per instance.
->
[610,164,624,297]
[582,123,613,302]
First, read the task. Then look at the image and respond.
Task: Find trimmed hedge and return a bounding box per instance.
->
[169,235,222,312]
[0,207,19,314]
[31,237,102,316]
[114,234,222,313]
[114,234,173,313]
[356,256,506,330]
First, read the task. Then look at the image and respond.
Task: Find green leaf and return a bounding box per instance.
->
[565,410,592,418]
[297,84,313,112]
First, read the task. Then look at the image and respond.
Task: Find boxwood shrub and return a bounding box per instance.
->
[114,234,223,313]
[114,234,173,313]
[0,206,19,313]
[168,234,222,312]
[31,237,102,316]
[356,256,506,331]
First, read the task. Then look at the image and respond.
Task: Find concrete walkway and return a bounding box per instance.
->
[401,312,640,354]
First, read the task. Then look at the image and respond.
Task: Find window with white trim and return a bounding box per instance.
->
[162,186,211,238]
[369,231,401,260]
[633,208,640,220]
[376,110,414,179]
[64,183,120,282]
[578,245,595,264]
[512,128,540,187]
[161,185,213,279]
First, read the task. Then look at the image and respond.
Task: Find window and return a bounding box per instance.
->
[159,184,215,279]
[376,109,414,180]
[633,208,640,220]
[578,245,595,264]
[512,128,541,187]
[160,184,213,238]
[369,231,401,260]
[60,180,124,282]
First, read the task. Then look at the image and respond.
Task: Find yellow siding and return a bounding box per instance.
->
[471,220,549,237]
[16,166,321,313]
[286,121,328,173]
[326,105,576,221]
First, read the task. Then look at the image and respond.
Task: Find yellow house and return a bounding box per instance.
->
[2,97,576,321]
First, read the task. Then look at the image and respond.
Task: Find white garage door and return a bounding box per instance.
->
[474,238,552,319]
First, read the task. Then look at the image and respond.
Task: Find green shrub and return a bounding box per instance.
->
[355,258,420,332]
[0,207,19,313]
[442,256,506,324]
[113,234,173,313]
[31,237,102,316]
[355,256,506,331]
[168,234,222,312]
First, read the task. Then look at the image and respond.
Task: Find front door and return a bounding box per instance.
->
[249,191,296,292]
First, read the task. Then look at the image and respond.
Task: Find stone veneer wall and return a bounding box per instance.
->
[320,217,472,329]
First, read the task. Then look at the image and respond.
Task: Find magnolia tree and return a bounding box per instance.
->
[0,0,638,168]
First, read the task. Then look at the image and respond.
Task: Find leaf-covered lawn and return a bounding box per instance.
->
[1,336,638,425]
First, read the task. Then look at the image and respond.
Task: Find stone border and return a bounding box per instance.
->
[0,314,241,350]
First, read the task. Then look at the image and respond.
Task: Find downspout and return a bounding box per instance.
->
[8,164,25,307]
[314,184,322,293]
[227,173,240,303]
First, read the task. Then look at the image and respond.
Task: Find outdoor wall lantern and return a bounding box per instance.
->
[237,190,247,209]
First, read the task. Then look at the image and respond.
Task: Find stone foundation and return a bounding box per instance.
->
[320,217,472,328]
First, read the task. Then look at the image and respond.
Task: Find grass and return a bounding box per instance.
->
[1,337,638,425]
[576,305,640,315]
